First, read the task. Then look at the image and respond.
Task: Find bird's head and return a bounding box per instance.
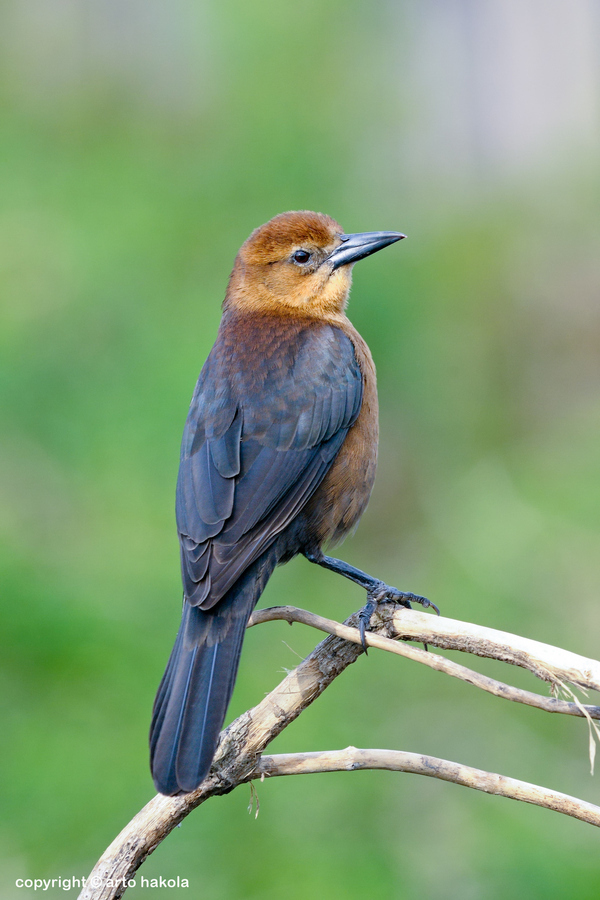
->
[224,211,405,320]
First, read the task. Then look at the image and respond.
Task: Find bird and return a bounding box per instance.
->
[150,210,436,795]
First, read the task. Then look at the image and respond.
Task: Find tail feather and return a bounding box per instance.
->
[150,546,279,795]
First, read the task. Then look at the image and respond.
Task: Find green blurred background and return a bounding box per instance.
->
[1,1,600,898]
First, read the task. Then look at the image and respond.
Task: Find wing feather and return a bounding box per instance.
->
[208,410,242,477]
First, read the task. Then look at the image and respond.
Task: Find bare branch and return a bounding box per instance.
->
[390,609,600,693]
[249,606,600,719]
[79,605,600,900]
[255,748,600,827]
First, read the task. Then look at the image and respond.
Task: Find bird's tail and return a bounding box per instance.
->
[150,545,279,795]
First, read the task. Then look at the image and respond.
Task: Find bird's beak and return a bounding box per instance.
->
[327,231,406,270]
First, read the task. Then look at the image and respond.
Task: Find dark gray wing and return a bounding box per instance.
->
[176,321,363,608]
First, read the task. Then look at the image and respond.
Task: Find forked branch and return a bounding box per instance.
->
[249,605,600,719]
[79,605,600,900]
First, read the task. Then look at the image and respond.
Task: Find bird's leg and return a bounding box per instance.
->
[304,550,439,652]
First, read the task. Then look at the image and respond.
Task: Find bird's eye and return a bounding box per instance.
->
[292,249,311,265]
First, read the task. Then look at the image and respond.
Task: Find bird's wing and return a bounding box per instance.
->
[176,321,363,608]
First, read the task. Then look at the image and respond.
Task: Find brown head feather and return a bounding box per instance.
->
[241,211,342,264]
[224,210,351,321]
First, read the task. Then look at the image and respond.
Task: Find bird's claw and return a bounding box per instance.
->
[358,582,439,654]
[358,597,377,653]
[402,593,440,617]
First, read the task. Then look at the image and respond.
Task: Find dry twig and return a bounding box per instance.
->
[256,748,600,827]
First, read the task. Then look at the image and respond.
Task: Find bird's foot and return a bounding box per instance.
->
[358,582,439,653]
